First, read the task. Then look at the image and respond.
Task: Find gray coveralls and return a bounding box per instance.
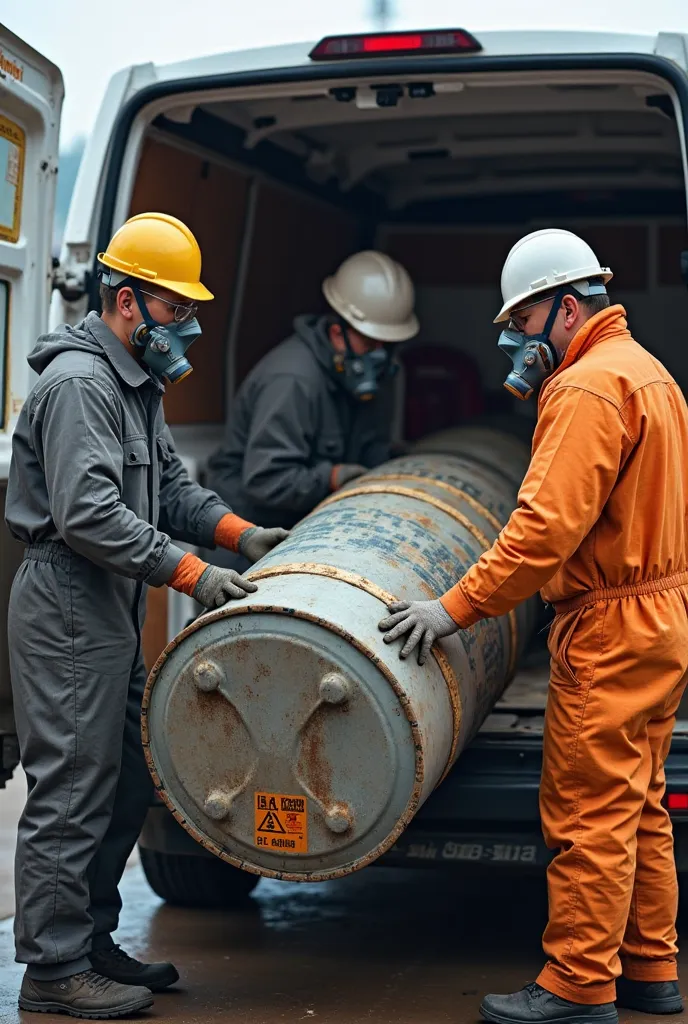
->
[5,312,231,979]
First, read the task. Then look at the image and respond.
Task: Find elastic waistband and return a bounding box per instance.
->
[24,541,72,568]
[553,570,688,615]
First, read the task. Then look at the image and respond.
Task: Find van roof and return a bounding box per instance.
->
[145,30,664,86]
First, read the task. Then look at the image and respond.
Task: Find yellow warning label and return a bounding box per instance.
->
[254,792,308,854]
[0,114,26,243]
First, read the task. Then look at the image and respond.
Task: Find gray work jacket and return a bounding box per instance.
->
[5,312,230,630]
[207,315,393,529]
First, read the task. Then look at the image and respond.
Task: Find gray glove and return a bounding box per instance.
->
[238,526,290,565]
[331,463,367,491]
[192,565,258,609]
[378,599,459,665]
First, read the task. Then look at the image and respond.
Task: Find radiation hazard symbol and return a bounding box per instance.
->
[254,791,308,854]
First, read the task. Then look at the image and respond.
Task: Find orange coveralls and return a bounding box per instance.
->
[441,305,688,1004]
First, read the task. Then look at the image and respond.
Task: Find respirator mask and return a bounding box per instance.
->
[498,279,607,400]
[333,319,397,402]
[100,268,202,384]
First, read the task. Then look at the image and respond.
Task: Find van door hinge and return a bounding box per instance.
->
[52,254,91,303]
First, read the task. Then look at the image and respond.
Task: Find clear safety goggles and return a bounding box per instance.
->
[138,289,199,324]
[508,292,558,334]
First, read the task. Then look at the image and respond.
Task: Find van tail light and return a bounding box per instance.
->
[667,793,688,811]
[309,30,482,61]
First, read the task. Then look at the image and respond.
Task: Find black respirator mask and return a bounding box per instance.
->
[498,280,608,400]
[333,319,398,402]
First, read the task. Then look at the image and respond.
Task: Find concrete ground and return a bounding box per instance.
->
[1,781,686,1024]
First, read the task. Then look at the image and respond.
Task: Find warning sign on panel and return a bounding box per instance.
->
[254,792,308,854]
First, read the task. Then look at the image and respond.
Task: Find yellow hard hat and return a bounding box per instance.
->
[98,212,214,302]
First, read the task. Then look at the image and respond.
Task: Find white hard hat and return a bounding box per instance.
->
[323,250,419,343]
[494,229,613,323]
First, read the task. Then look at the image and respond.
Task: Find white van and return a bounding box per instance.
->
[2,24,688,906]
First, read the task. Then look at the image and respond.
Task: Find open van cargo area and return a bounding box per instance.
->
[116,65,688,439]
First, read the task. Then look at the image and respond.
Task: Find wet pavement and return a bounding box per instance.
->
[0,774,23,920]
[1,853,686,1023]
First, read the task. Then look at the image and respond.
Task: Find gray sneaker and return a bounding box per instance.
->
[18,969,154,1019]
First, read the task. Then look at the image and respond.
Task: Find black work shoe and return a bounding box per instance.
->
[480,982,618,1024]
[90,945,179,992]
[616,976,683,1014]
[19,969,153,1019]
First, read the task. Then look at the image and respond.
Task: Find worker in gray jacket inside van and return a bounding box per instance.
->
[206,250,419,565]
[5,213,287,1020]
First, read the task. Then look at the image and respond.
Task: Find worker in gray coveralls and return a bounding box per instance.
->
[5,212,287,1019]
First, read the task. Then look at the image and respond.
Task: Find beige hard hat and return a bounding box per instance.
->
[495,228,613,323]
[323,250,419,343]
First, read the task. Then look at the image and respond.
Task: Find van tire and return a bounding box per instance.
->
[139,848,260,908]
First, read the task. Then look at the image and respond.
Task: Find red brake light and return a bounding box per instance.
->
[668,793,688,810]
[309,30,482,61]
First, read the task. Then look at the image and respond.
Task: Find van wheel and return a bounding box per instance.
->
[139,848,260,908]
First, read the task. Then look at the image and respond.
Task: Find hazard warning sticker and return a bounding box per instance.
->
[254,792,308,854]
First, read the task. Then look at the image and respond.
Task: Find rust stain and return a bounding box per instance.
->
[232,638,251,663]
[297,708,334,808]
[191,688,239,744]
[361,472,504,533]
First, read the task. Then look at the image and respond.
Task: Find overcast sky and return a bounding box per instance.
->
[4,0,688,146]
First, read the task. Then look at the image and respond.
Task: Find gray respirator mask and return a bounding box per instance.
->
[498,279,607,401]
[333,319,397,402]
[100,268,202,384]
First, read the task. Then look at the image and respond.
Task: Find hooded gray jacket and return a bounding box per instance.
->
[5,312,230,599]
[206,315,394,529]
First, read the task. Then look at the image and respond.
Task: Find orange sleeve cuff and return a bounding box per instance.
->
[440,583,482,629]
[168,552,209,597]
[214,513,256,553]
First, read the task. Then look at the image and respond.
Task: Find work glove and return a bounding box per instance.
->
[238,526,290,565]
[330,463,367,491]
[378,599,459,666]
[192,565,258,609]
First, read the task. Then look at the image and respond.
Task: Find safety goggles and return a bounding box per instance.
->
[138,289,199,324]
[508,292,559,334]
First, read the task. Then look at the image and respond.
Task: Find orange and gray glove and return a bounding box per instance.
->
[214,513,288,565]
[167,553,257,609]
[192,564,258,609]
[238,526,289,565]
[330,463,367,492]
[378,599,459,665]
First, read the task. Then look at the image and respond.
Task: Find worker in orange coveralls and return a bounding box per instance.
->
[379,228,688,1024]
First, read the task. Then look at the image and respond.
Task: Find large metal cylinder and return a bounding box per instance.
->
[143,427,536,881]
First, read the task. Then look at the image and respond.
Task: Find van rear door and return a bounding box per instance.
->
[0,26,63,785]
